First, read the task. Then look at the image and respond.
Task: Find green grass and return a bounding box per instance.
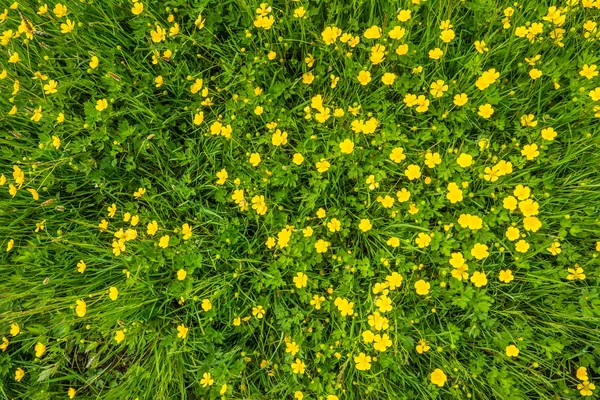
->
[1,0,600,399]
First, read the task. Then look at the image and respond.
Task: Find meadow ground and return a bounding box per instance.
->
[1,0,600,399]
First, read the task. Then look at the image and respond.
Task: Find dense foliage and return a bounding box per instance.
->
[1,0,600,399]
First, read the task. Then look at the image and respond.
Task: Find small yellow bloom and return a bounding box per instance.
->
[177,269,187,281]
[131,2,143,15]
[60,19,75,34]
[159,235,170,249]
[505,344,519,357]
[96,98,108,111]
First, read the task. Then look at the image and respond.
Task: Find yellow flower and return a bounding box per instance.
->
[396,44,409,55]
[456,153,472,167]
[478,103,494,118]
[10,323,20,337]
[95,98,108,111]
[195,13,205,28]
[75,299,86,317]
[357,70,371,85]
[470,271,488,287]
[363,25,382,39]
[334,297,354,316]
[424,152,442,168]
[381,72,396,86]
[131,2,143,15]
[440,29,455,42]
[577,367,589,381]
[315,158,330,173]
[6,238,14,252]
[389,147,406,163]
[26,188,40,200]
[67,388,76,399]
[54,3,67,17]
[405,164,421,180]
[315,239,330,253]
[60,19,75,34]
[505,226,520,241]
[181,223,193,240]
[339,139,354,154]
[301,72,314,84]
[428,48,443,59]
[289,152,304,165]
[114,330,125,344]
[202,298,212,311]
[453,93,469,106]
[146,221,158,236]
[293,7,306,18]
[471,243,489,260]
[1,336,9,351]
[286,341,300,356]
[397,9,411,22]
[310,294,325,310]
[252,305,265,318]
[200,372,214,387]
[49,135,61,150]
[474,40,489,53]
[430,368,447,387]
[579,64,598,79]
[31,106,43,122]
[251,195,268,215]
[358,219,372,232]
[578,380,596,397]
[150,25,166,43]
[291,358,306,374]
[388,26,405,40]
[414,279,430,295]
[158,235,170,249]
[293,272,308,288]
[499,269,514,283]
[505,344,519,357]
[416,339,431,354]
[515,239,530,253]
[177,269,187,281]
[321,26,342,44]
[169,23,179,36]
[77,260,86,273]
[521,143,540,160]
[589,87,600,102]
[518,199,539,217]
[529,68,542,80]
[8,52,20,64]
[98,219,109,231]
[109,286,119,300]
[44,80,58,94]
[476,68,500,90]
[89,56,99,69]
[177,324,188,339]
[15,367,25,382]
[34,342,46,358]
[567,266,586,281]
[547,241,561,256]
[376,296,393,313]
[272,129,288,146]
[541,127,557,141]
[415,232,432,248]
[354,352,372,371]
[216,168,228,185]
